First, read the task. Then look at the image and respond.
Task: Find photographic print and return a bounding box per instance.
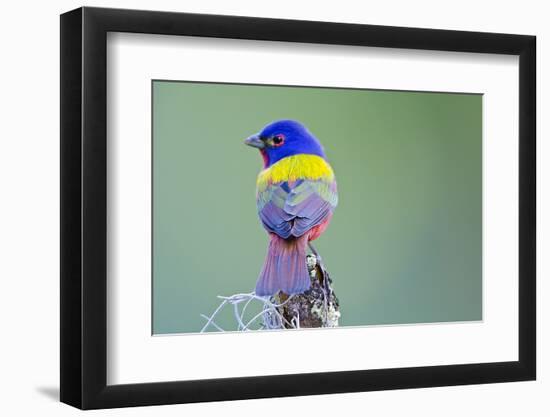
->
[61,8,536,407]
[152,80,482,335]
[60,8,537,408]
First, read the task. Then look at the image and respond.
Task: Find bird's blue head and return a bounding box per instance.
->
[244,120,325,168]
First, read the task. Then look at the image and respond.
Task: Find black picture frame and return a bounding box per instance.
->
[60,6,536,410]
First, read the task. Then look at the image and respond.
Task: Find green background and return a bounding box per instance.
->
[152,80,482,335]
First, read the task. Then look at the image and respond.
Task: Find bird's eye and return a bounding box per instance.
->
[272,134,285,147]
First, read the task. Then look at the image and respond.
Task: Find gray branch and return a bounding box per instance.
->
[200,254,340,332]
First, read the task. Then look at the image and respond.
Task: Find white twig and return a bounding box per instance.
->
[199,314,225,332]
[200,299,228,332]
[200,291,297,332]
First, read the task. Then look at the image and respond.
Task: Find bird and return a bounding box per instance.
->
[245,120,338,296]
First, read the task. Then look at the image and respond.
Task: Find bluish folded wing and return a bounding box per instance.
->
[257,179,338,239]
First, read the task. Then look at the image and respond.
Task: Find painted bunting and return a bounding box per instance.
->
[245,120,338,296]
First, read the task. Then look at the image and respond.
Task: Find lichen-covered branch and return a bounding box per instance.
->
[276,254,340,328]
[200,254,340,332]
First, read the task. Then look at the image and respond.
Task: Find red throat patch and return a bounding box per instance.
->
[260,149,269,168]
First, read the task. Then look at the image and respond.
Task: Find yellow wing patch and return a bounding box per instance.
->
[256,154,335,191]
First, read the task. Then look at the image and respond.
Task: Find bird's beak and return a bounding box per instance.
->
[244,134,265,149]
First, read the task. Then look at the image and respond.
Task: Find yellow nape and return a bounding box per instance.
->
[256,154,334,190]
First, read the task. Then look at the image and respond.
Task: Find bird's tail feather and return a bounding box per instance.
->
[255,234,310,297]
